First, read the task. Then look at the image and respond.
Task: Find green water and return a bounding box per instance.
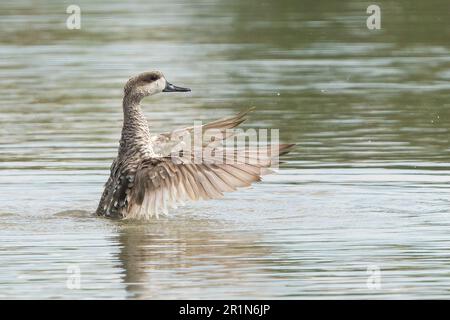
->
[0,0,449,299]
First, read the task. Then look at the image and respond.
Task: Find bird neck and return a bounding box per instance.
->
[120,94,151,152]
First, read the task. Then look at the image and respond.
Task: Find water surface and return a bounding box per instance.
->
[0,0,449,299]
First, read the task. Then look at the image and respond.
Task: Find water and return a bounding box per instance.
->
[0,0,449,299]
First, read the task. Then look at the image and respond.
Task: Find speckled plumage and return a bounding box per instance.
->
[96,71,294,219]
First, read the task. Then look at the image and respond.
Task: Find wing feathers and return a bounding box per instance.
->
[123,109,294,219]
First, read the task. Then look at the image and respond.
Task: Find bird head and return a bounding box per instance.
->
[124,71,190,100]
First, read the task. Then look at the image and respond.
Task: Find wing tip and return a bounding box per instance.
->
[278,143,296,156]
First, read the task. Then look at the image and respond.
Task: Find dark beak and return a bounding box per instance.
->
[163,82,191,92]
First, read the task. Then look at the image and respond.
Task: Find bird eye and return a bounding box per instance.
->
[143,74,159,82]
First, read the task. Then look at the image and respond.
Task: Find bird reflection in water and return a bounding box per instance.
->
[115,212,273,299]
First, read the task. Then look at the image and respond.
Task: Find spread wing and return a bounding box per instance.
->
[125,143,294,220]
[150,108,255,156]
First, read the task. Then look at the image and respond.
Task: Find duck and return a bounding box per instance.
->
[96,71,294,219]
